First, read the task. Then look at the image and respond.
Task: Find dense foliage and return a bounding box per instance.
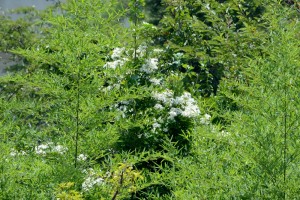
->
[0,0,299,199]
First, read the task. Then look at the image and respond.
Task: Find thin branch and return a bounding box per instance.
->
[74,68,80,168]
[283,66,288,200]
[112,169,125,200]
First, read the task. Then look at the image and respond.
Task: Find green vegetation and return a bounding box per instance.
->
[0,0,299,199]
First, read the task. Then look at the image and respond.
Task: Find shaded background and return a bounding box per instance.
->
[0,0,64,76]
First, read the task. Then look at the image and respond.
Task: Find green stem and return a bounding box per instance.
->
[74,68,80,168]
[283,78,287,199]
[134,0,137,62]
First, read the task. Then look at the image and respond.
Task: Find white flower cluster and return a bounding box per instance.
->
[210,126,232,138]
[168,52,184,66]
[103,60,125,70]
[10,149,27,156]
[134,44,147,58]
[82,168,104,191]
[200,113,211,125]
[10,142,68,156]
[104,45,162,75]
[153,90,201,121]
[220,130,230,137]
[153,48,163,53]
[77,153,88,161]
[149,78,161,85]
[113,100,134,119]
[111,47,125,60]
[154,103,164,110]
[153,89,174,105]
[104,47,127,69]
[102,83,121,93]
[35,142,68,155]
[140,58,159,74]
[151,117,169,133]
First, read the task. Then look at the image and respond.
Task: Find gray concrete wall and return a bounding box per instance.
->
[0,0,64,76]
[0,0,57,11]
[0,52,19,76]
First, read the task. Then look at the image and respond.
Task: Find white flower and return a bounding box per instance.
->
[181,104,200,118]
[82,176,104,191]
[82,168,104,191]
[148,58,158,69]
[53,145,68,154]
[152,122,161,129]
[10,149,18,157]
[200,114,211,125]
[152,122,161,133]
[168,53,184,66]
[140,58,158,74]
[35,144,49,155]
[174,92,194,105]
[35,143,67,155]
[118,105,127,112]
[168,107,182,120]
[154,104,164,110]
[102,85,112,92]
[174,52,184,58]
[104,60,125,69]
[220,130,230,137]
[205,3,210,10]
[111,47,125,60]
[82,168,95,174]
[153,89,174,105]
[78,154,88,161]
[149,78,161,85]
[175,92,201,118]
[153,48,163,53]
[134,44,147,57]
[154,90,200,120]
